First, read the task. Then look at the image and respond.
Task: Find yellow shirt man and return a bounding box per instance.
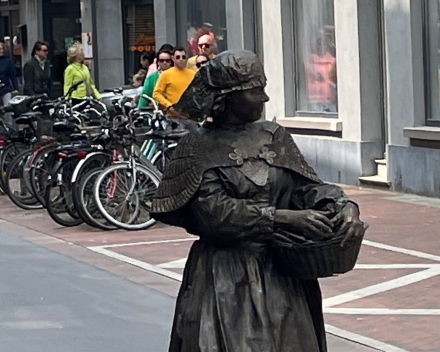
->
[153,67,195,109]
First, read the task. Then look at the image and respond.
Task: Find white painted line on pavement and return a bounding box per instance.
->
[158,258,187,269]
[325,324,410,352]
[325,308,440,315]
[88,246,183,281]
[363,240,440,262]
[355,264,440,269]
[95,237,197,249]
[323,267,440,308]
[87,237,440,352]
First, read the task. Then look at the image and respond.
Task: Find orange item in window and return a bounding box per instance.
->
[305,52,336,104]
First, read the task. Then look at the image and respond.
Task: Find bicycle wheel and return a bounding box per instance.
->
[44,158,83,227]
[71,152,112,205]
[0,142,28,195]
[74,168,117,230]
[5,149,42,210]
[151,147,174,174]
[94,162,160,230]
[29,148,60,207]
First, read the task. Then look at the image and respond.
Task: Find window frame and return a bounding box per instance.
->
[422,0,440,126]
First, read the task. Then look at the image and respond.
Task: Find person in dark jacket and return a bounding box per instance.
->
[0,42,19,125]
[23,41,52,97]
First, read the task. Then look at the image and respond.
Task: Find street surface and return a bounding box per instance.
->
[1,185,440,351]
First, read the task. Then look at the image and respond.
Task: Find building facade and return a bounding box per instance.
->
[14,0,440,197]
[154,0,440,198]
[18,0,155,96]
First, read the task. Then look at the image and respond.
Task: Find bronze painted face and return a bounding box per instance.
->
[228,88,270,123]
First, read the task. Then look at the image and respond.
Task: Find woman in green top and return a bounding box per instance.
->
[138,50,172,108]
[64,43,101,105]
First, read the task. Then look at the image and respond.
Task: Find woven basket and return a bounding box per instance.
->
[272,224,367,280]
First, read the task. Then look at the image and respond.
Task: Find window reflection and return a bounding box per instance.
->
[176,0,227,56]
[294,0,337,113]
[124,3,155,84]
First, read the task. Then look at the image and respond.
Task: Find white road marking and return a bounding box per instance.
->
[87,238,440,352]
[158,258,187,269]
[94,237,197,249]
[325,308,440,315]
[355,264,440,269]
[363,240,440,262]
[325,324,410,352]
[323,267,440,308]
[88,246,183,281]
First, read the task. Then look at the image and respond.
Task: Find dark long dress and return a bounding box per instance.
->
[152,122,348,352]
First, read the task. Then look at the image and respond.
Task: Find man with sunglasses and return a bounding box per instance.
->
[138,50,172,108]
[187,34,216,72]
[153,46,195,116]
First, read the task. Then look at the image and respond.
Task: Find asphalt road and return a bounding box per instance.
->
[0,230,174,352]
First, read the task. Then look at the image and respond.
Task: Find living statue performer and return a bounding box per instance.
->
[151,50,366,352]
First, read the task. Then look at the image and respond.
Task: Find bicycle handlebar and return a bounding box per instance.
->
[141,95,160,112]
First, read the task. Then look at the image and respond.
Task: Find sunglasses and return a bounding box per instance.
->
[175,55,187,60]
[158,59,171,63]
[40,49,49,53]
[196,61,208,68]
[198,43,211,49]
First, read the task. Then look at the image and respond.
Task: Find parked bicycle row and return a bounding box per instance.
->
[0,83,191,231]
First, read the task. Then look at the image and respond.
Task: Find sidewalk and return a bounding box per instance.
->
[1,186,439,352]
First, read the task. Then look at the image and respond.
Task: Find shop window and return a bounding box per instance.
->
[175,0,227,57]
[291,0,337,115]
[124,2,155,84]
[424,0,440,123]
[0,6,21,79]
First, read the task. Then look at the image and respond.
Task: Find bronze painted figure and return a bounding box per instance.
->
[151,50,366,352]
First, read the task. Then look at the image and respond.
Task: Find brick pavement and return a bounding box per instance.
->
[1,186,440,351]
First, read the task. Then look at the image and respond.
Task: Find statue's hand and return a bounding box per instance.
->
[275,209,335,241]
[332,202,367,247]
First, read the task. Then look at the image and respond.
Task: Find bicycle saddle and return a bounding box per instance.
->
[149,128,189,139]
[14,112,42,125]
[70,133,88,141]
[53,121,76,133]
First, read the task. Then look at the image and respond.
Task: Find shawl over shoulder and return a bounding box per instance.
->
[151,121,321,214]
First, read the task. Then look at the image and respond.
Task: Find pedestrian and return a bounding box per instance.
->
[146,44,174,77]
[132,71,146,105]
[138,50,172,108]
[23,41,52,97]
[195,53,210,70]
[187,35,216,72]
[151,50,366,352]
[190,22,216,56]
[0,42,19,125]
[64,42,101,106]
[152,46,195,116]
[140,51,155,76]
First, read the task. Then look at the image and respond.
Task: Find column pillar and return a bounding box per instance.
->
[335,0,383,143]
[261,0,285,120]
[92,0,125,90]
[80,0,96,81]
[333,0,384,177]
[154,0,176,49]
[383,0,425,146]
[20,0,44,63]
